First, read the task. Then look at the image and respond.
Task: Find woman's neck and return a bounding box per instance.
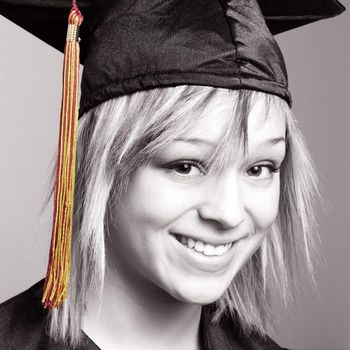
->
[82,264,203,350]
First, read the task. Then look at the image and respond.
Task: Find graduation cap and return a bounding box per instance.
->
[0,0,345,308]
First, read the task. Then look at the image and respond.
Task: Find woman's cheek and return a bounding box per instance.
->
[124,166,201,227]
[243,177,280,230]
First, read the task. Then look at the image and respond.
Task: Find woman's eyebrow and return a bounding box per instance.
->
[265,137,285,145]
[172,137,285,151]
[250,136,286,150]
[173,137,216,148]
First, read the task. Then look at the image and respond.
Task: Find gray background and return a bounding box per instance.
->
[0,4,349,349]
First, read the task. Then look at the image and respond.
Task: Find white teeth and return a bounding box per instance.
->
[203,244,215,256]
[175,234,233,257]
[214,245,225,256]
[188,238,195,249]
[194,241,204,252]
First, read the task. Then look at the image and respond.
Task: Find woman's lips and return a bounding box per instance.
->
[169,232,246,273]
[173,233,232,257]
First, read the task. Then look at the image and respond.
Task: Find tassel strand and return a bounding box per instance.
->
[42,4,83,308]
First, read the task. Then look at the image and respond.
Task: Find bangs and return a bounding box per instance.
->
[97,85,290,181]
[193,89,290,176]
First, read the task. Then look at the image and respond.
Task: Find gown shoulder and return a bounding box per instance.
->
[0,280,97,349]
[202,305,292,350]
[0,280,291,350]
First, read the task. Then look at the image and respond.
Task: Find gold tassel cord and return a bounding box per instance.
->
[42,5,83,308]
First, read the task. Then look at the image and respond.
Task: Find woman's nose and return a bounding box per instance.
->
[198,173,244,229]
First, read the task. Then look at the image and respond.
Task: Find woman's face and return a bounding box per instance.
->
[107,97,286,304]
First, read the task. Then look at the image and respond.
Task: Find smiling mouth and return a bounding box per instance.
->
[173,234,233,257]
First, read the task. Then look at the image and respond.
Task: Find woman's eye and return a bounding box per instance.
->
[167,160,206,177]
[247,164,279,178]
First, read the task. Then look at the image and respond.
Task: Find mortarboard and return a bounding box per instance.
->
[0,0,345,308]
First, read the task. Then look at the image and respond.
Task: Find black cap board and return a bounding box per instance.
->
[0,0,346,114]
[0,0,346,60]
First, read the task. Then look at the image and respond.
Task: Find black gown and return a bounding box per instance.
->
[0,280,288,350]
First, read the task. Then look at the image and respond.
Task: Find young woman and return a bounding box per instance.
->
[0,0,345,349]
[64,86,312,350]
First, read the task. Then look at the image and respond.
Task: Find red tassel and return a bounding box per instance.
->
[42,2,83,308]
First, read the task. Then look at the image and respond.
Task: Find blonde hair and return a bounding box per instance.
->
[47,86,319,346]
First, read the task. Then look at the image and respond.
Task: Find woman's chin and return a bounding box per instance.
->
[174,289,225,305]
[167,280,230,305]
